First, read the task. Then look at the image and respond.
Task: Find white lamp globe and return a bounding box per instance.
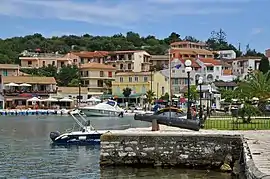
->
[198,79,203,84]
[185,59,192,67]
[199,76,203,81]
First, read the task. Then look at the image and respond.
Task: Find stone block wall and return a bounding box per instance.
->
[100,133,242,168]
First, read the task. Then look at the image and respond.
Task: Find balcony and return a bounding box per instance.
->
[3,89,57,96]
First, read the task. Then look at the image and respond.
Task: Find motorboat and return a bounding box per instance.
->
[49,110,110,145]
[79,100,125,117]
[134,107,201,131]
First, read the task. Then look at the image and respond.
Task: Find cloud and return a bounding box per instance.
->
[251,28,263,35]
[0,0,249,28]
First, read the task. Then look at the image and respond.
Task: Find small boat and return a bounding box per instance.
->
[134,107,201,131]
[49,110,109,145]
[79,100,125,117]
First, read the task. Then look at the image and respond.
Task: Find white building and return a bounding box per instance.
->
[227,57,261,79]
[216,50,236,59]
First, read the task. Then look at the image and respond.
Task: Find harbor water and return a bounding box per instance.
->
[0,116,231,179]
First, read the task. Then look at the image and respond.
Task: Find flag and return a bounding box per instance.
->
[174,64,181,69]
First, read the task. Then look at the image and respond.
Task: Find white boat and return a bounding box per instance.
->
[79,100,125,117]
[50,110,109,145]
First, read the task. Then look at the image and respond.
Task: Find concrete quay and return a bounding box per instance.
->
[101,126,270,179]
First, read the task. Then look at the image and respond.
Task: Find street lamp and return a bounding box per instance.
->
[198,77,203,120]
[207,83,213,117]
[185,59,192,119]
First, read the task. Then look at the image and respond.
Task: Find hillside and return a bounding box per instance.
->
[0,29,261,64]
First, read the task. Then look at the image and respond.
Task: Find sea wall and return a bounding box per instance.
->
[243,139,270,179]
[100,132,242,168]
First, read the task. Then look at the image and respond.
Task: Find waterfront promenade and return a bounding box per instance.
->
[100,126,270,179]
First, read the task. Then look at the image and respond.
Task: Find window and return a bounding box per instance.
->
[165,77,167,81]
[135,76,138,82]
[216,67,219,71]
[84,80,89,85]
[128,63,132,69]
[61,62,64,67]
[100,71,104,77]
[97,80,103,87]
[162,87,165,95]
[120,77,123,82]
[172,70,175,73]
[52,61,55,66]
[73,59,77,63]
[42,61,45,66]
[174,79,178,84]
[129,77,132,82]
[3,70,8,76]
[143,76,148,82]
[28,61,32,65]
[108,71,112,77]
[120,64,124,69]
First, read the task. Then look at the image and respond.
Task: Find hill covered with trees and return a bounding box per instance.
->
[0,29,264,64]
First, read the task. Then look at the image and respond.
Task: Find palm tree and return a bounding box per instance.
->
[237,71,270,113]
[145,90,156,110]
[103,79,112,94]
[122,87,132,103]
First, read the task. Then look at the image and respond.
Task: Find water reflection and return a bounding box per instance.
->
[0,116,231,179]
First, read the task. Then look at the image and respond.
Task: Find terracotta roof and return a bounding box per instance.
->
[170,41,207,46]
[214,81,237,87]
[178,59,201,68]
[0,64,19,69]
[58,87,88,94]
[80,62,116,70]
[198,58,222,65]
[116,72,151,76]
[71,51,107,58]
[226,56,262,62]
[170,48,213,55]
[109,50,144,54]
[3,76,56,84]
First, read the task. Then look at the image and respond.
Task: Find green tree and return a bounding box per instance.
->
[103,79,113,94]
[160,92,169,100]
[122,87,132,103]
[184,85,198,101]
[258,56,270,74]
[57,64,79,86]
[145,90,155,104]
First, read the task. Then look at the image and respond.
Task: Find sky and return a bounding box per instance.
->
[0,0,269,52]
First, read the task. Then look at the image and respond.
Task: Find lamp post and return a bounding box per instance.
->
[198,77,203,120]
[207,83,212,117]
[78,63,82,107]
[185,60,192,119]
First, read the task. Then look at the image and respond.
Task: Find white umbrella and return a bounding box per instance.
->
[59,97,73,102]
[252,97,259,101]
[27,97,40,102]
[41,97,58,102]
[5,82,19,87]
[19,83,32,87]
[86,97,101,102]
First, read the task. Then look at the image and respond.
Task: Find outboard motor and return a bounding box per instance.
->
[50,131,61,141]
[118,111,124,118]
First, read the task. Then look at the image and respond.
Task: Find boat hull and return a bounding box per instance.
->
[134,114,200,131]
[80,108,122,117]
[50,131,103,145]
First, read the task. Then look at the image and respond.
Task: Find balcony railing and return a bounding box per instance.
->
[4,89,57,96]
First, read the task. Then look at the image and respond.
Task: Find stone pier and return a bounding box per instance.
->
[100,126,270,179]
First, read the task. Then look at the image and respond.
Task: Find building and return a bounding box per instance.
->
[64,51,109,66]
[214,81,237,90]
[104,50,151,72]
[227,57,261,79]
[2,76,57,109]
[112,71,151,97]
[151,71,169,99]
[79,62,116,95]
[159,59,199,95]
[170,41,214,59]
[0,75,4,109]
[150,55,169,69]
[215,50,237,60]
[265,49,270,58]
[0,64,20,77]
[56,87,89,101]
